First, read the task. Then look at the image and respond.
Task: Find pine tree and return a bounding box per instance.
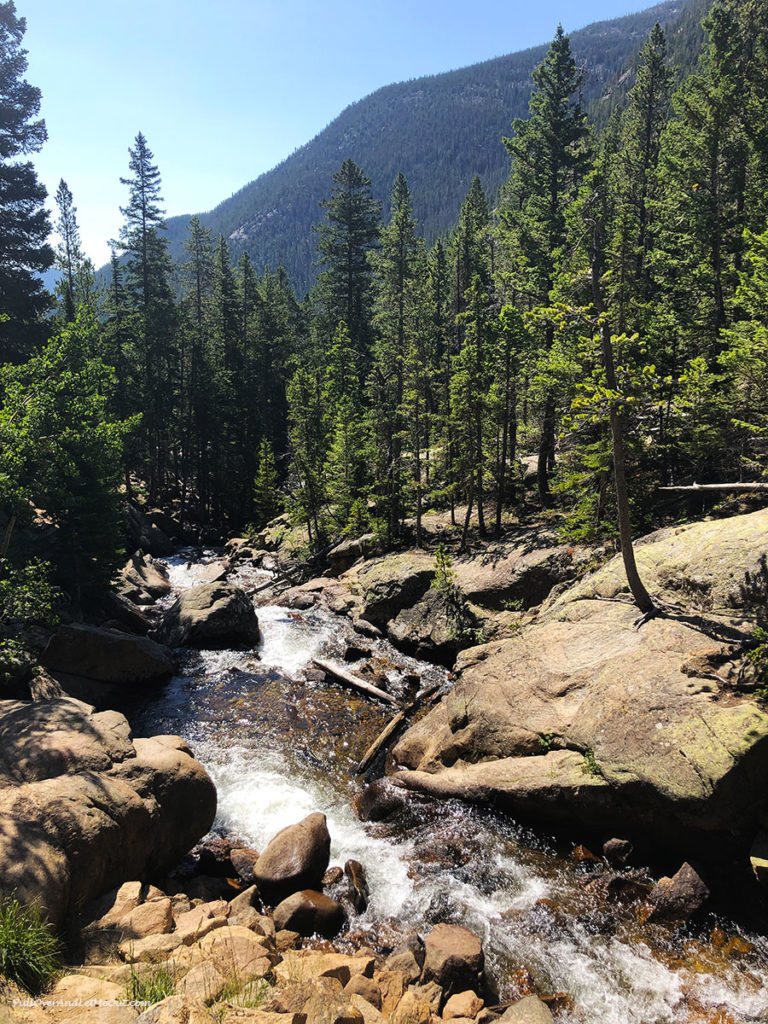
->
[286,363,327,547]
[315,159,381,365]
[115,132,177,498]
[652,0,768,364]
[608,24,673,334]
[252,438,282,529]
[452,274,494,546]
[369,173,421,542]
[490,305,528,530]
[719,224,768,480]
[179,216,214,519]
[499,25,590,503]
[53,179,94,322]
[0,1,53,362]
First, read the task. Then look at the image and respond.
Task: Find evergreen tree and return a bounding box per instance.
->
[315,159,381,364]
[0,1,53,362]
[369,173,421,542]
[499,25,590,502]
[115,132,177,498]
[179,217,214,518]
[652,0,768,364]
[490,305,528,530]
[719,223,768,480]
[252,437,282,529]
[452,274,494,546]
[53,179,94,322]
[608,24,673,334]
[286,363,327,547]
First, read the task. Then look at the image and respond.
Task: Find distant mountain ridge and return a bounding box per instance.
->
[163,0,709,296]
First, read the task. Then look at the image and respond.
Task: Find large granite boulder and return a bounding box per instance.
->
[387,587,477,667]
[252,812,331,904]
[393,509,768,857]
[547,506,768,618]
[344,552,435,628]
[159,582,260,648]
[119,552,172,603]
[41,623,175,685]
[0,698,216,925]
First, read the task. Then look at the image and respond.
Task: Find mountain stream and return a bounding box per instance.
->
[123,550,768,1024]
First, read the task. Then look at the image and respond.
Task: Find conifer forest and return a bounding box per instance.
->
[0,0,764,620]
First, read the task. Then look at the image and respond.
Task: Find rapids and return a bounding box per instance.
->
[124,549,768,1024]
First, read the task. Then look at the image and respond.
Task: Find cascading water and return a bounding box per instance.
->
[125,550,768,1024]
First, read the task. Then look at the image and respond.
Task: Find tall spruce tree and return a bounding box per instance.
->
[0,1,53,362]
[370,173,421,542]
[609,24,672,334]
[115,132,177,497]
[499,25,590,503]
[315,159,381,365]
[53,179,94,323]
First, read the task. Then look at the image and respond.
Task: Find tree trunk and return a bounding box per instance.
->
[600,324,655,614]
[537,392,556,506]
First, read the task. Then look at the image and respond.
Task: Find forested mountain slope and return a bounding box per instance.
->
[164,0,706,295]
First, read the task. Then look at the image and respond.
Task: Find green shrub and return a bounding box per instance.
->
[0,559,59,628]
[747,626,768,699]
[582,746,602,777]
[0,896,61,994]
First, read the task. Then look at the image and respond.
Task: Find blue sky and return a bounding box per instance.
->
[21,0,657,267]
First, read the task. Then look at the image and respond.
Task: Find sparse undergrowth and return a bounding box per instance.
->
[746,626,768,700]
[125,962,176,1005]
[0,896,61,995]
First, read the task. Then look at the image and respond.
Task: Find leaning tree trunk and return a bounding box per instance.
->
[599,324,655,615]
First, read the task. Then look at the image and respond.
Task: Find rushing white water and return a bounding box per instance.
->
[129,550,768,1024]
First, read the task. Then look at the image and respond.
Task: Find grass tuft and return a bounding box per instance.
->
[0,896,61,994]
[125,962,176,1004]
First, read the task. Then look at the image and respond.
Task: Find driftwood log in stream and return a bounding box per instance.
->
[312,658,399,706]
[355,705,413,774]
[355,682,443,774]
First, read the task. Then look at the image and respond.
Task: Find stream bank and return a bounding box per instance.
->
[118,544,768,1023]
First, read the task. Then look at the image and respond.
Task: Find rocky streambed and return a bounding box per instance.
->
[109,546,768,1023]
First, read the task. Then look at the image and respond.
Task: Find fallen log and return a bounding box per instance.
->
[312,658,399,706]
[355,706,412,774]
[354,681,444,774]
[658,482,768,493]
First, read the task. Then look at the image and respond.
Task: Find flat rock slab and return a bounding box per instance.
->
[394,588,768,852]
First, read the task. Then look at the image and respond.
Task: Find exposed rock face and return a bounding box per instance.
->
[253,812,331,904]
[328,535,381,576]
[643,862,710,924]
[498,995,554,1023]
[387,588,477,667]
[119,552,173,603]
[124,505,176,559]
[452,534,593,610]
[346,552,435,628]
[41,623,175,685]
[0,698,216,925]
[393,509,768,855]
[159,582,260,648]
[547,505,768,617]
